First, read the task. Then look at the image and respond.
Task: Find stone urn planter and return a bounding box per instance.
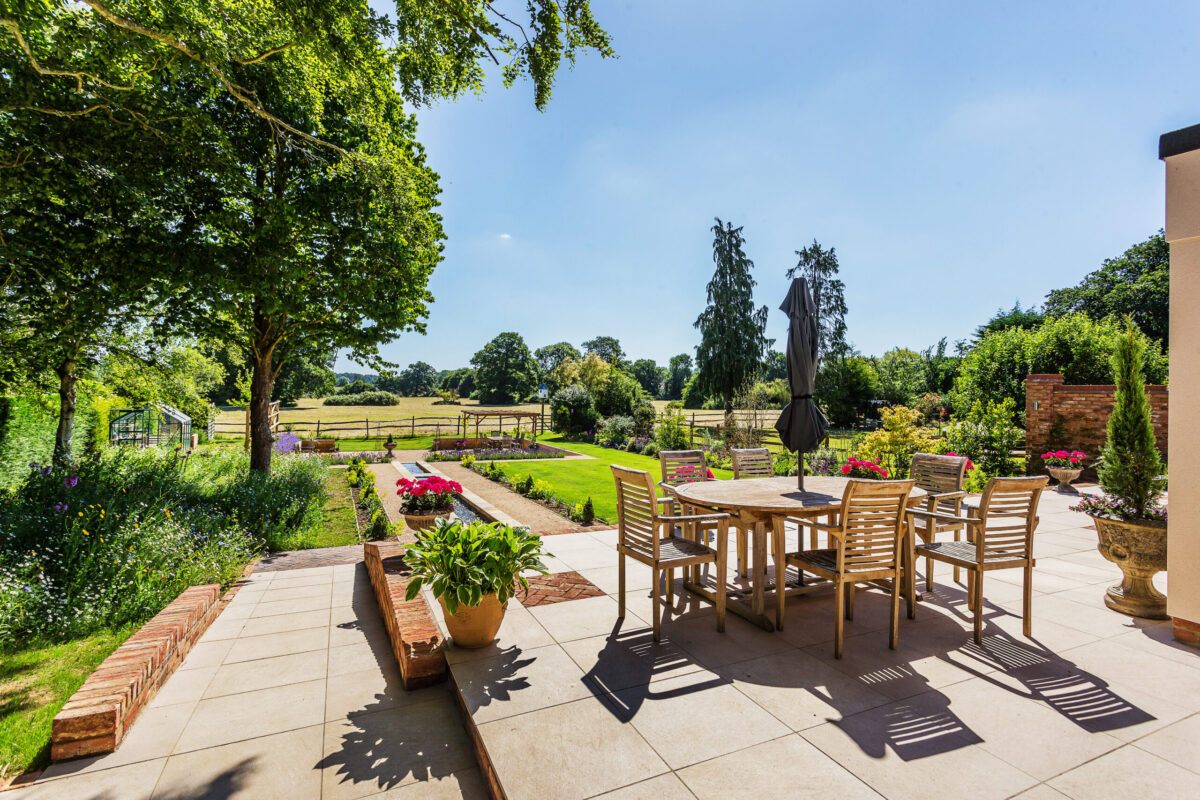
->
[439,593,507,648]
[1047,466,1083,493]
[402,510,452,533]
[1090,515,1168,619]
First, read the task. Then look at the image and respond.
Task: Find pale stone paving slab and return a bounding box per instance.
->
[14,562,485,800]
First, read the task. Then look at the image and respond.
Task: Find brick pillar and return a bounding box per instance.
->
[1024,374,1064,474]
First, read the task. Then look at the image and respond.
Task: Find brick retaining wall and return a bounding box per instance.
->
[363,541,447,689]
[1025,374,1168,472]
[50,584,221,760]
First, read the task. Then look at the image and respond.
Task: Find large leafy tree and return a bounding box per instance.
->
[694,218,769,413]
[974,301,1044,341]
[534,341,581,388]
[873,348,926,407]
[817,354,878,426]
[273,346,337,404]
[582,336,625,367]
[396,361,439,396]
[787,240,848,361]
[663,354,693,400]
[2,1,613,471]
[629,359,665,397]
[1043,232,1169,345]
[0,96,192,463]
[471,332,537,404]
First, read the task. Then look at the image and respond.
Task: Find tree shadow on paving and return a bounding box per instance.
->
[317,576,470,795]
[152,759,257,800]
[316,691,466,794]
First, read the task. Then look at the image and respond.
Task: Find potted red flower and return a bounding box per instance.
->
[1042,449,1086,493]
[840,457,889,479]
[396,475,462,532]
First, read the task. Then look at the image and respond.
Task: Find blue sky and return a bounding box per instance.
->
[342,0,1199,374]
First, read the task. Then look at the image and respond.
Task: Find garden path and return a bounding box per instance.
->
[12,559,486,799]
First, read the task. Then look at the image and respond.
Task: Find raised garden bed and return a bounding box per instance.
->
[50,584,221,760]
[427,447,566,462]
[363,542,446,689]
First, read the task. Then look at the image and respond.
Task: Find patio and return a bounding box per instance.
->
[447,486,1195,800]
[7,486,1195,800]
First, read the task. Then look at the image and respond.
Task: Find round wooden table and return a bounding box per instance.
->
[672,476,926,631]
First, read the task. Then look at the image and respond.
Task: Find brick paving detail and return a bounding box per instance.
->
[50,584,221,760]
[254,544,364,572]
[518,571,606,607]
[363,541,447,689]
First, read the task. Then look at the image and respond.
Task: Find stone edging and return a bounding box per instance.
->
[50,584,222,761]
[362,541,447,689]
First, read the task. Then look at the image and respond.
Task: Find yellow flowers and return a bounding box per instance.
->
[82,529,90,536]
[78,512,83,517]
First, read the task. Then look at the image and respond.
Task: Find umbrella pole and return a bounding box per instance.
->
[797,450,805,492]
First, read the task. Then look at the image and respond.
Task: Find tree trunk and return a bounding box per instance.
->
[54,356,78,467]
[248,324,277,473]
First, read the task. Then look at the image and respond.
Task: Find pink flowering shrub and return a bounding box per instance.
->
[840,457,889,479]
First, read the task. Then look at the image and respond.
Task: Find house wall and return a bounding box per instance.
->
[1162,128,1200,646]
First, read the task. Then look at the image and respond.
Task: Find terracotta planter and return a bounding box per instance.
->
[1090,514,1168,619]
[1047,466,1083,493]
[439,592,507,648]
[402,510,452,533]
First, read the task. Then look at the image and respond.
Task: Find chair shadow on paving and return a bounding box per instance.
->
[316,570,466,795]
[584,620,726,723]
[923,584,1156,734]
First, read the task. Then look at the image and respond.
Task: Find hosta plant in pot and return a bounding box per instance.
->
[403,518,548,648]
[1042,450,1087,493]
[1071,321,1168,619]
[396,475,462,532]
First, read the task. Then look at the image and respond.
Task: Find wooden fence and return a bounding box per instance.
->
[212,413,553,441]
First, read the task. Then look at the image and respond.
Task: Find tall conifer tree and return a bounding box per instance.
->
[694,219,769,414]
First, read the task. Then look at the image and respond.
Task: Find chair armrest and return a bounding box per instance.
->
[656,497,674,507]
[778,516,841,533]
[660,512,730,525]
[906,508,978,527]
[925,490,968,502]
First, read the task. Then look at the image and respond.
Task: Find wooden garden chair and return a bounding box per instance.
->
[611,465,729,641]
[730,448,777,577]
[907,476,1048,644]
[908,453,969,589]
[657,449,710,514]
[777,479,916,658]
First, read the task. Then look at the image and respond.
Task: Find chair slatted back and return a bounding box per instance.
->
[837,479,916,573]
[910,453,967,510]
[974,476,1047,560]
[611,465,661,561]
[659,450,708,487]
[731,448,774,480]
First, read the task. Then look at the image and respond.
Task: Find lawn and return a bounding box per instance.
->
[312,470,361,548]
[0,628,134,782]
[493,435,733,525]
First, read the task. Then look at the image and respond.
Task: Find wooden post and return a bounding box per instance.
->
[689,414,695,447]
[316,419,321,438]
[365,419,369,441]
[411,416,416,438]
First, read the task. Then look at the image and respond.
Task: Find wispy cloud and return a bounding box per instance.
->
[498,233,511,240]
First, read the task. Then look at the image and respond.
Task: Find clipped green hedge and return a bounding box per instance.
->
[0,397,56,490]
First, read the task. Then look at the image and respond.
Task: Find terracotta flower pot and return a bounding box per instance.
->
[402,510,452,533]
[1047,466,1083,493]
[439,592,507,648]
[1090,514,1168,619]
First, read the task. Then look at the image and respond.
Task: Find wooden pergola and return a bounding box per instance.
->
[460,409,541,441]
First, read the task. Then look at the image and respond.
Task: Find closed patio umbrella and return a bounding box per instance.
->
[774,277,829,490]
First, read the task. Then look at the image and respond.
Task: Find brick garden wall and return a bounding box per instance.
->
[1025,374,1169,473]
